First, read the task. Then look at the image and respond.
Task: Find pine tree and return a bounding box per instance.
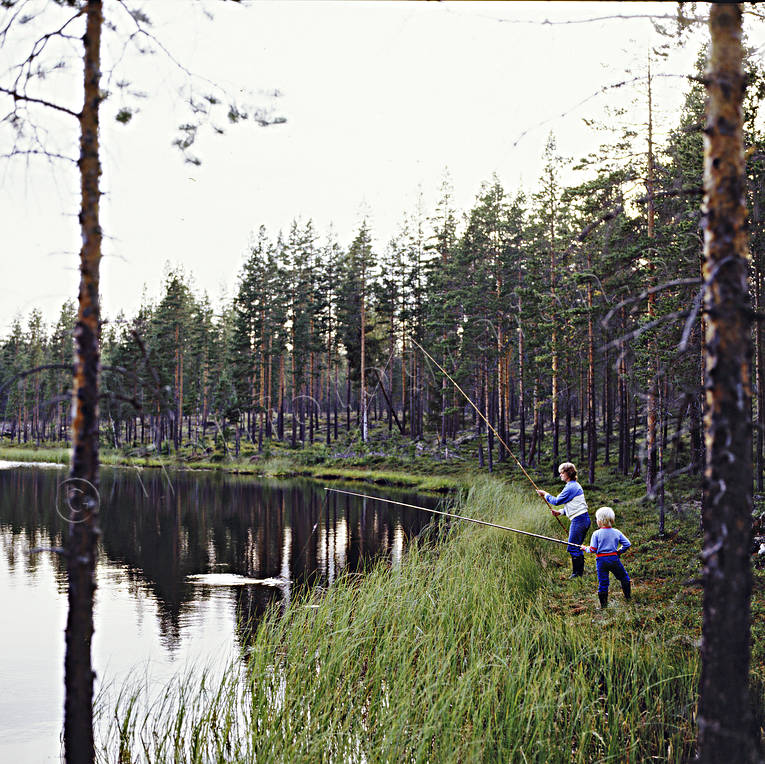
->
[697,6,759,761]
[338,221,376,442]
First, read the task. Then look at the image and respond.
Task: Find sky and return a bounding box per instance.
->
[1,1,756,334]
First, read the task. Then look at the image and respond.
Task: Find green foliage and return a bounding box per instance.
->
[5,48,765,510]
[97,479,700,763]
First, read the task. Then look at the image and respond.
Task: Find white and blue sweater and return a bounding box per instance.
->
[543,480,588,519]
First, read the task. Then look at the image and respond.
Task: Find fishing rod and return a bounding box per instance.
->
[407,336,565,529]
[324,487,574,548]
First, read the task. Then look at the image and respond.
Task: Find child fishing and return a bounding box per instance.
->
[536,462,591,579]
[581,506,631,608]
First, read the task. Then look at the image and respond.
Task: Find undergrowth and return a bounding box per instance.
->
[98,478,700,763]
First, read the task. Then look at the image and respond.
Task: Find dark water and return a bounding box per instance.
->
[0,463,437,761]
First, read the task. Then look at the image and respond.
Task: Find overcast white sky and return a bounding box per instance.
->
[1,1,757,334]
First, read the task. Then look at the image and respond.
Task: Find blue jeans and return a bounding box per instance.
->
[596,556,630,593]
[567,513,591,559]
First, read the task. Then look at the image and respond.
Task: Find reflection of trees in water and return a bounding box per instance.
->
[0,469,434,649]
[0,469,67,582]
[234,584,285,647]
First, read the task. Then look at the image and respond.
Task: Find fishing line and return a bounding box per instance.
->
[324,487,574,548]
[407,336,565,528]
[297,487,329,560]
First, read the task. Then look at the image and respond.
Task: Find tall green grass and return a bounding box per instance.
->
[0,445,70,464]
[98,478,698,762]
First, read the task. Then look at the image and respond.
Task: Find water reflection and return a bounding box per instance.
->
[0,465,438,760]
[0,466,436,648]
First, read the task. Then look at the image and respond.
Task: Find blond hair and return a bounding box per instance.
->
[558,462,577,480]
[595,506,615,527]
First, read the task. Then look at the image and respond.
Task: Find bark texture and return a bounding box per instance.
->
[697,5,759,763]
[64,1,102,761]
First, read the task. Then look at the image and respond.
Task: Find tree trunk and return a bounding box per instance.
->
[277,355,284,441]
[326,343,332,446]
[645,57,658,496]
[587,280,596,485]
[579,361,585,463]
[346,374,351,432]
[476,372,484,468]
[528,379,539,465]
[309,351,315,444]
[267,335,273,439]
[360,273,367,442]
[550,237,559,477]
[754,197,765,490]
[518,322,526,465]
[401,335,407,433]
[603,345,611,465]
[65,3,102,760]
[333,365,338,440]
[486,366,493,473]
[697,6,759,761]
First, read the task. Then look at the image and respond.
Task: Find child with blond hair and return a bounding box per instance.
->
[581,506,631,608]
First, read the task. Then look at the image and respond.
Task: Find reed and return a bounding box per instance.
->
[99,477,699,763]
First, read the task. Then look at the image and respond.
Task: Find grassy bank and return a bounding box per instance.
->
[97,478,712,763]
[0,442,462,493]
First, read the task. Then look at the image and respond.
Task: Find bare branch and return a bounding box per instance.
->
[635,185,704,203]
[0,148,76,163]
[572,205,623,246]
[601,309,691,351]
[110,0,285,162]
[31,546,68,556]
[13,10,83,89]
[0,85,80,118]
[678,288,704,352]
[603,278,702,327]
[442,5,703,27]
[512,73,695,148]
[98,391,142,411]
[0,363,74,395]
[0,0,34,46]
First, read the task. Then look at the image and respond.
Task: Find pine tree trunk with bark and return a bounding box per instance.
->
[645,58,659,496]
[65,2,102,761]
[697,5,760,762]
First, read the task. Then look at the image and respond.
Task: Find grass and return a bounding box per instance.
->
[0,440,464,493]
[0,444,71,464]
[97,478,705,763]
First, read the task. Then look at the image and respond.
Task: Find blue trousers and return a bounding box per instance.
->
[596,556,630,594]
[567,513,591,559]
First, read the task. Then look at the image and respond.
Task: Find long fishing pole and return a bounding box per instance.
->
[324,487,574,548]
[407,336,565,528]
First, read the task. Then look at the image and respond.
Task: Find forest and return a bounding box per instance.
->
[3,47,764,502]
[2,2,764,763]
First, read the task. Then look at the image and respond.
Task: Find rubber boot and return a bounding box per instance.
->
[598,591,608,609]
[568,556,584,579]
[621,580,631,601]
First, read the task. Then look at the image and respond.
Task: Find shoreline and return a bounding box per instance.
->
[0,444,464,494]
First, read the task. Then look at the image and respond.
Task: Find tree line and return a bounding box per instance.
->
[4,49,765,502]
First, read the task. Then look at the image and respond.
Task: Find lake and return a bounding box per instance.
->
[0,463,437,761]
